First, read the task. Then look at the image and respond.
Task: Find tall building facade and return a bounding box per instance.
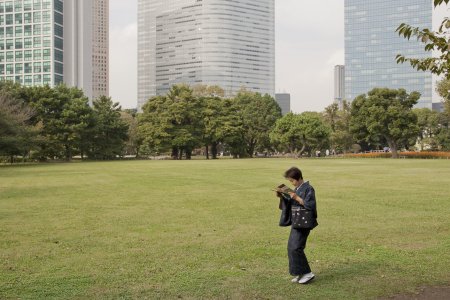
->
[0,0,63,87]
[92,0,108,98]
[138,0,275,110]
[334,65,345,107]
[0,0,108,100]
[275,93,291,115]
[344,0,433,108]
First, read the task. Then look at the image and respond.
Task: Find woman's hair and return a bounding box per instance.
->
[284,167,303,180]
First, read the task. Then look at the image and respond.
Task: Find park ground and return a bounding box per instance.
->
[0,159,449,299]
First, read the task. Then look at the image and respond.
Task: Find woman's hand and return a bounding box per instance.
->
[288,192,297,201]
[289,192,304,205]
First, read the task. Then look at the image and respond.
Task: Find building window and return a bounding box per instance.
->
[54,36,62,50]
[15,63,23,74]
[15,38,22,49]
[15,51,23,61]
[42,10,51,22]
[43,36,50,47]
[54,12,63,25]
[33,49,41,60]
[34,74,42,85]
[24,25,32,36]
[43,48,50,60]
[55,49,63,62]
[54,0,63,13]
[54,61,62,74]
[6,27,14,37]
[15,13,23,24]
[43,61,50,72]
[6,14,14,25]
[34,62,41,73]
[54,74,63,85]
[24,50,32,61]
[15,26,22,37]
[42,0,51,10]
[33,0,41,10]
[6,51,14,62]
[43,73,51,85]
[54,24,63,37]
[33,12,41,23]
[24,62,32,73]
[33,37,41,48]
[24,75,32,86]
[14,1,23,12]
[24,38,32,49]
[5,1,14,13]
[24,0,32,11]
[33,24,41,35]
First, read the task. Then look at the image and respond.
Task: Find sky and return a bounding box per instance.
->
[109,0,447,113]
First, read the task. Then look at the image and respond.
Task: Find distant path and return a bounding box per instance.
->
[381,286,450,300]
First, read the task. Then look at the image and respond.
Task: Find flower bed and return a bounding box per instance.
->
[344,151,450,159]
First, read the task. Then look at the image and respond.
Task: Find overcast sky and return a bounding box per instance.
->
[109,0,447,112]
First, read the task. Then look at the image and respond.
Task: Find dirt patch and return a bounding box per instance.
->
[381,286,450,300]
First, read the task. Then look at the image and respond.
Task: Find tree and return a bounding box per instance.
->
[166,85,204,159]
[120,111,140,157]
[413,108,441,150]
[21,84,93,161]
[270,112,331,157]
[350,88,420,158]
[192,84,225,98]
[396,0,450,78]
[436,78,450,115]
[233,91,282,157]
[90,96,129,160]
[323,101,354,153]
[138,85,203,160]
[0,94,38,163]
[200,95,225,159]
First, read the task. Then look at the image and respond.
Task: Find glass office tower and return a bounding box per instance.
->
[0,0,109,100]
[344,0,433,108]
[0,0,63,86]
[138,0,275,110]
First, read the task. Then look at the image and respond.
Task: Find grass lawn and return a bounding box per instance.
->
[1,158,449,299]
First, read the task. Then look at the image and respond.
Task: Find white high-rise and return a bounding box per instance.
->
[0,0,109,100]
[137,0,275,110]
[334,65,345,107]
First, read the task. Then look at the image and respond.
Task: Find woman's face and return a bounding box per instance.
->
[287,177,299,187]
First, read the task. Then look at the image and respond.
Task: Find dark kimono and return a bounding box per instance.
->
[279,181,318,276]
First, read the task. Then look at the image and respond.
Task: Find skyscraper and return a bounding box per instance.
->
[92,0,109,98]
[334,65,345,107]
[0,0,109,100]
[275,93,291,115]
[344,0,432,108]
[137,0,275,110]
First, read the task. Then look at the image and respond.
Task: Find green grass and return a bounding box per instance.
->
[1,159,449,299]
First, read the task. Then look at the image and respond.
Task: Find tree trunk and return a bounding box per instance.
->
[296,144,306,158]
[171,147,178,160]
[205,145,209,160]
[247,141,255,158]
[388,139,399,158]
[186,150,192,160]
[179,148,183,160]
[211,142,218,159]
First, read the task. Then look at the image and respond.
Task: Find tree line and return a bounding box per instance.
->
[0,81,129,163]
[1,80,450,162]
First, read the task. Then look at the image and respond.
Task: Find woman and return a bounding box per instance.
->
[277,167,318,284]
